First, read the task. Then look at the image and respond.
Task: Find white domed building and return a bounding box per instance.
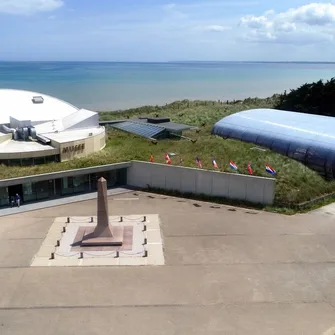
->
[0,89,106,165]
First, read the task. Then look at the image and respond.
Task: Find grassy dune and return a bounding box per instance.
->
[1,97,335,208]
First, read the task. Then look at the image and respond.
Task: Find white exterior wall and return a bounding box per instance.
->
[127,161,276,205]
[62,109,98,130]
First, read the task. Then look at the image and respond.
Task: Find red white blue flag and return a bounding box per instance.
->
[229,160,238,171]
[247,162,253,175]
[265,164,276,175]
[196,156,202,168]
[212,158,219,169]
[165,153,171,164]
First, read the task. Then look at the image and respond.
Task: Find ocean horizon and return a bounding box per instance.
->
[1,61,335,111]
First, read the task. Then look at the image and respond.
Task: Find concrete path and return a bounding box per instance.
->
[1,192,335,334]
[0,187,131,217]
[311,202,335,217]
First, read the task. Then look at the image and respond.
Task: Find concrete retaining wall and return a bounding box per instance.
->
[0,160,276,205]
[127,161,275,205]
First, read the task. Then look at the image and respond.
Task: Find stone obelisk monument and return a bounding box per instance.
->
[81,177,123,246]
[94,177,113,237]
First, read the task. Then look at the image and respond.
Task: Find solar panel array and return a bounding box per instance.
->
[111,121,165,139]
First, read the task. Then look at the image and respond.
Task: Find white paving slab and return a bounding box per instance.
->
[31,214,164,267]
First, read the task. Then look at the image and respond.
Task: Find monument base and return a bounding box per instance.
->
[31,214,164,267]
[81,225,124,246]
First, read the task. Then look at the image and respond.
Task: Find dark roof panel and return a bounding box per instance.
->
[111,121,165,139]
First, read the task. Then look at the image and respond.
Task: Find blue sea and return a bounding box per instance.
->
[1,61,335,111]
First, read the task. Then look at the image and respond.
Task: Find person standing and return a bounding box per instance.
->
[15,193,21,207]
[10,196,15,208]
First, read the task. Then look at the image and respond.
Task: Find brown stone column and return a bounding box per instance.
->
[94,177,113,237]
[81,176,123,246]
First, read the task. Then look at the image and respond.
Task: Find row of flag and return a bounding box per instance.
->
[149,154,277,176]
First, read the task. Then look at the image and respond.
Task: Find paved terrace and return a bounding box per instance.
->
[0,191,335,334]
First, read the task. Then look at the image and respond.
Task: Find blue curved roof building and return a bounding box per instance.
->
[211,108,335,179]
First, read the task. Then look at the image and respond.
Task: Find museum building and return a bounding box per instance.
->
[0,89,106,166]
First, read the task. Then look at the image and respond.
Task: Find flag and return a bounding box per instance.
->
[165,153,171,164]
[196,156,202,168]
[229,160,238,171]
[247,162,253,175]
[212,158,219,169]
[149,154,154,163]
[265,164,276,175]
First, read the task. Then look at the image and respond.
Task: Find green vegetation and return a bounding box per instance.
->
[1,81,335,211]
[99,97,335,208]
[276,77,335,116]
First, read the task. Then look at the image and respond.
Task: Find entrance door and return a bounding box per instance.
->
[8,184,23,204]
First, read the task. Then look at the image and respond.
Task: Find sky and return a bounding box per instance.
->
[1,0,335,61]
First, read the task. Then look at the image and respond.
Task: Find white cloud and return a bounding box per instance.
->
[201,25,231,32]
[0,0,64,15]
[285,2,335,25]
[239,2,335,44]
[240,15,270,29]
[162,2,187,19]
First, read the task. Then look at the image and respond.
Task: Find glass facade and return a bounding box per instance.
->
[0,168,128,208]
[0,187,9,207]
[61,175,90,195]
[22,180,52,202]
[0,155,60,166]
[90,169,126,190]
[212,108,335,179]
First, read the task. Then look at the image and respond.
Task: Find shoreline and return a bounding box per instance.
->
[94,93,277,113]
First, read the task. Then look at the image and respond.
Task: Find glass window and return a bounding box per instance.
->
[54,178,62,196]
[23,182,36,202]
[90,172,109,190]
[34,157,46,165]
[21,158,34,166]
[73,175,89,193]
[61,177,74,195]
[46,155,59,163]
[34,180,50,200]
[8,159,21,166]
[90,173,98,190]
[107,170,118,187]
[90,170,125,189]
[0,187,9,207]
[117,168,127,185]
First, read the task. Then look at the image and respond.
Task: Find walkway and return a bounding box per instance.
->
[0,187,132,217]
[1,193,335,334]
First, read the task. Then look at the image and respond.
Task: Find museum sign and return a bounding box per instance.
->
[62,143,85,154]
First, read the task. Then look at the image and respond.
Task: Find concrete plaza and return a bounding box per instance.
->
[0,191,335,334]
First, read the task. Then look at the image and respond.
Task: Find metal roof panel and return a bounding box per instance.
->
[111,121,165,139]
